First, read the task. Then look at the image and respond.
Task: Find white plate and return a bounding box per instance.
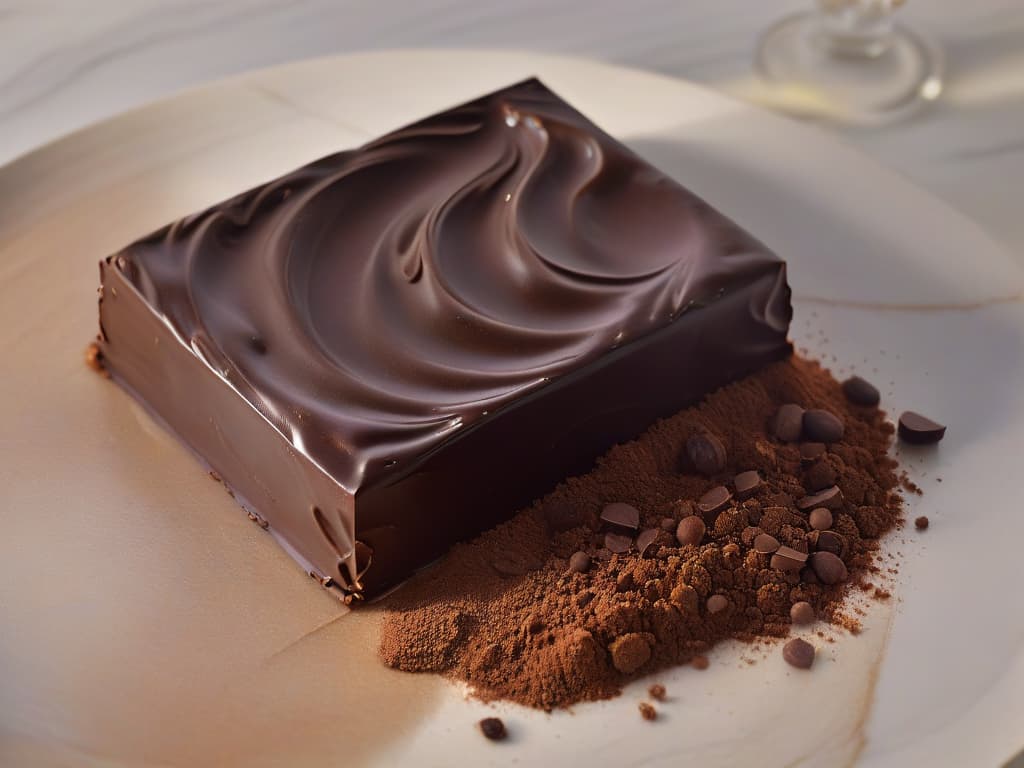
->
[1,50,1022,768]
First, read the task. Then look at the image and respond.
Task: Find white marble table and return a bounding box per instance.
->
[1,0,1022,262]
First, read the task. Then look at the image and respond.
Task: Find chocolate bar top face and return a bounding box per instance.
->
[113,78,788,492]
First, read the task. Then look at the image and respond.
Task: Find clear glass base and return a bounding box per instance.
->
[755,11,943,125]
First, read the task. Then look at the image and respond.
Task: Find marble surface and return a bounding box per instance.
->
[0,0,1023,261]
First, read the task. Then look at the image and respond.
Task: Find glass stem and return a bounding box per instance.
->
[811,0,898,58]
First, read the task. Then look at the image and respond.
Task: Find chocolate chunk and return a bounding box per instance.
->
[797,485,843,511]
[734,470,762,499]
[842,376,880,406]
[685,433,727,476]
[479,717,507,741]
[636,528,660,557]
[676,516,706,547]
[790,601,815,625]
[638,702,658,721]
[782,638,815,669]
[808,507,833,531]
[706,594,729,614]
[810,551,848,585]
[604,532,633,554]
[754,533,781,554]
[648,684,667,701]
[803,409,844,443]
[543,498,583,533]
[810,530,845,556]
[568,551,592,574]
[772,403,805,442]
[601,502,640,532]
[770,545,808,572]
[799,442,827,463]
[609,632,652,674]
[660,517,677,532]
[915,515,929,530]
[803,460,837,492]
[698,486,733,516]
[898,411,946,444]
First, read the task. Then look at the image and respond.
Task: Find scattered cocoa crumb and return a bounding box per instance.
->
[85,342,109,377]
[914,516,929,530]
[378,357,903,710]
[873,588,891,600]
[648,683,667,701]
[638,702,657,721]
[478,717,507,741]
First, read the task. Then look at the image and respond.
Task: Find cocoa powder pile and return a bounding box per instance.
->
[377,356,902,710]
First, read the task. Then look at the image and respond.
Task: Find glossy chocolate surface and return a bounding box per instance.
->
[98,79,792,596]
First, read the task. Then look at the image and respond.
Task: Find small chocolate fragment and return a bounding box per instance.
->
[636,528,660,557]
[810,551,848,585]
[772,403,805,442]
[803,409,845,443]
[790,601,815,625]
[842,376,881,406]
[543,498,583,533]
[698,486,733,516]
[898,411,946,444]
[734,470,762,499]
[492,558,528,578]
[648,684,667,701]
[601,502,640,532]
[609,633,652,674]
[706,594,729,614]
[568,551,592,574]
[797,485,843,511]
[660,517,677,532]
[771,545,808,572]
[685,433,728,476]
[754,533,781,554]
[799,442,827,463]
[915,515,929,530]
[782,638,815,670]
[810,530,845,556]
[479,717,507,741]
[616,572,636,592]
[604,532,633,554]
[808,507,833,531]
[676,516,706,547]
[638,702,658,721]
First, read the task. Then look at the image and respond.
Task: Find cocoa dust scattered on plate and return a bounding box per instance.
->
[378,357,903,711]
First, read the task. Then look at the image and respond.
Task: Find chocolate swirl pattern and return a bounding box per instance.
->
[117,79,787,492]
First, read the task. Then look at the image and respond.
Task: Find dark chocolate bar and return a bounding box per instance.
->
[96,79,791,599]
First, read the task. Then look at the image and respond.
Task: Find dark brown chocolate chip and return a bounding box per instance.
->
[706,594,729,614]
[543,498,584,533]
[734,470,762,499]
[842,376,881,406]
[898,411,946,444]
[803,409,845,443]
[698,486,732,516]
[772,403,805,442]
[808,507,833,531]
[811,530,845,556]
[803,460,837,492]
[636,528,660,557]
[648,683,667,701]
[638,702,658,721]
[660,517,677,532]
[790,601,815,625]
[782,638,815,669]
[601,502,640,532]
[676,515,706,547]
[604,532,633,554]
[568,551,591,574]
[797,485,843,511]
[799,442,827,463]
[915,515,929,530]
[685,433,727,476]
[754,533,781,554]
[771,545,808,572]
[810,551,849,585]
[479,717,507,741]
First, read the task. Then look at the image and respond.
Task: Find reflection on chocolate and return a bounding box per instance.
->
[97,78,792,597]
